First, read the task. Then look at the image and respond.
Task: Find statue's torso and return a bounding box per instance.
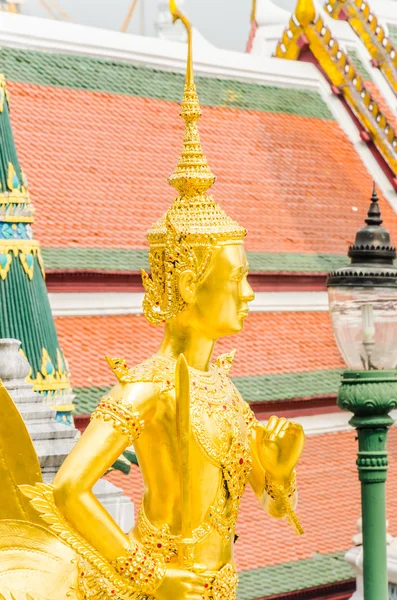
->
[104,353,256,572]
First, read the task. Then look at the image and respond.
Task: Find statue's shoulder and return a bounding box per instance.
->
[214,349,236,376]
[106,354,175,390]
[91,355,171,443]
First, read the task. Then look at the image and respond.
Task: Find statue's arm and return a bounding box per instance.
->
[53,381,154,562]
[247,422,299,519]
[240,401,302,524]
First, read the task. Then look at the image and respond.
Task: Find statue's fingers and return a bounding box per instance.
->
[273,417,288,436]
[276,420,290,439]
[264,415,279,438]
[268,416,287,440]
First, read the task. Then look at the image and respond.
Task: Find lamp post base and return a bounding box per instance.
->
[338,370,397,600]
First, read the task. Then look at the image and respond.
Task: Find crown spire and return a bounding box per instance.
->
[167,0,215,197]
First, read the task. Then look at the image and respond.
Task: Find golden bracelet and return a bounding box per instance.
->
[264,472,304,536]
[113,544,166,595]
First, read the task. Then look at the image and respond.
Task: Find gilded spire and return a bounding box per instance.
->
[167,0,215,197]
[294,0,316,27]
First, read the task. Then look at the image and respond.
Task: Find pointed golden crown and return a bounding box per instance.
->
[142,1,246,325]
[146,0,246,247]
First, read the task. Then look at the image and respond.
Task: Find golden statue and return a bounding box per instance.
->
[0,3,305,599]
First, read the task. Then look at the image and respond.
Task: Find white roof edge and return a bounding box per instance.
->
[0,12,321,89]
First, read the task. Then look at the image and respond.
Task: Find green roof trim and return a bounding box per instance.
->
[42,247,347,274]
[0,47,333,120]
[42,247,150,272]
[388,24,397,45]
[237,551,353,599]
[346,47,371,80]
[233,369,342,402]
[73,369,342,414]
[247,251,347,273]
[74,386,111,414]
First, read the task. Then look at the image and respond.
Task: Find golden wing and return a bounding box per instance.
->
[0,382,80,599]
[0,382,43,524]
[0,520,78,600]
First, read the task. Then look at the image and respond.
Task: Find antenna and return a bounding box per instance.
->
[39,0,70,21]
[120,0,138,32]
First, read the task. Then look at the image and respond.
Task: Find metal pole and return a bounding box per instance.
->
[338,370,397,600]
[354,422,390,600]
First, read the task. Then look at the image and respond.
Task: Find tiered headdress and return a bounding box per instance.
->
[142,0,246,325]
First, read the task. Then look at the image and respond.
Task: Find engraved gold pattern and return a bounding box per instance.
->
[206,563,238,600]
[20,483,164,599]
[112,353,253,547]
[91,395,145,445]
[136,503,212,563]
[264,472,304,535]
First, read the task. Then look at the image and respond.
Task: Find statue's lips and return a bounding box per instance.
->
[238,309,249,318]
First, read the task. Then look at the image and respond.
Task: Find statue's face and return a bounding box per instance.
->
[184,243,255,339]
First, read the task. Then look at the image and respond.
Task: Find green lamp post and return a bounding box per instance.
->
[327,186,397,600]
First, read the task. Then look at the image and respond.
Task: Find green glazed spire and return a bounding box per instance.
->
[0,73,74,417]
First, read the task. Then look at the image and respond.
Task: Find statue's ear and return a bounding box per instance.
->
[178,269,197,304]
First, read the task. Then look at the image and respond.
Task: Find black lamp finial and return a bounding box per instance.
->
[365,182,382,227]
[327,185,397,288]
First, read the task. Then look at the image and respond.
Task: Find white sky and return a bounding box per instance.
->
[21,0,298,52]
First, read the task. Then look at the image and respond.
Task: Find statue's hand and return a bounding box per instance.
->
[257,416,305,483]
[156,566,208,600]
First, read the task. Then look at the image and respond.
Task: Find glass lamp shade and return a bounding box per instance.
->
[328,286,397,370]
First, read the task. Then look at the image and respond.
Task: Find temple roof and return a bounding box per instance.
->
[3,46,397,277]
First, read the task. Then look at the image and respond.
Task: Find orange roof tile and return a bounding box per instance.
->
[55,311,344,388]
[106,427,397,570]
[8,80,397,255]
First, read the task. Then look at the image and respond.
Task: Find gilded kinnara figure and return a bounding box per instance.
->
[0,3,305,598]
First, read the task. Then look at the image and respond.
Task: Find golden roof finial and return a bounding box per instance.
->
[295,0,316,27]
[167,0,215,197]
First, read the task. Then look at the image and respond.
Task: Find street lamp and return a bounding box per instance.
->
[327,185,397,600]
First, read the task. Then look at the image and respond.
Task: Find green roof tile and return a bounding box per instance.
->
[42,248,347,274]
[0,47,334,121]
[234,369,343,403]
[247,252,347,273]
[74,386,111,414]
[237,552,353,599]
[73,369,342,415]
[42,247,149,272]
[346,47,371,80]
[388,24,397,45]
